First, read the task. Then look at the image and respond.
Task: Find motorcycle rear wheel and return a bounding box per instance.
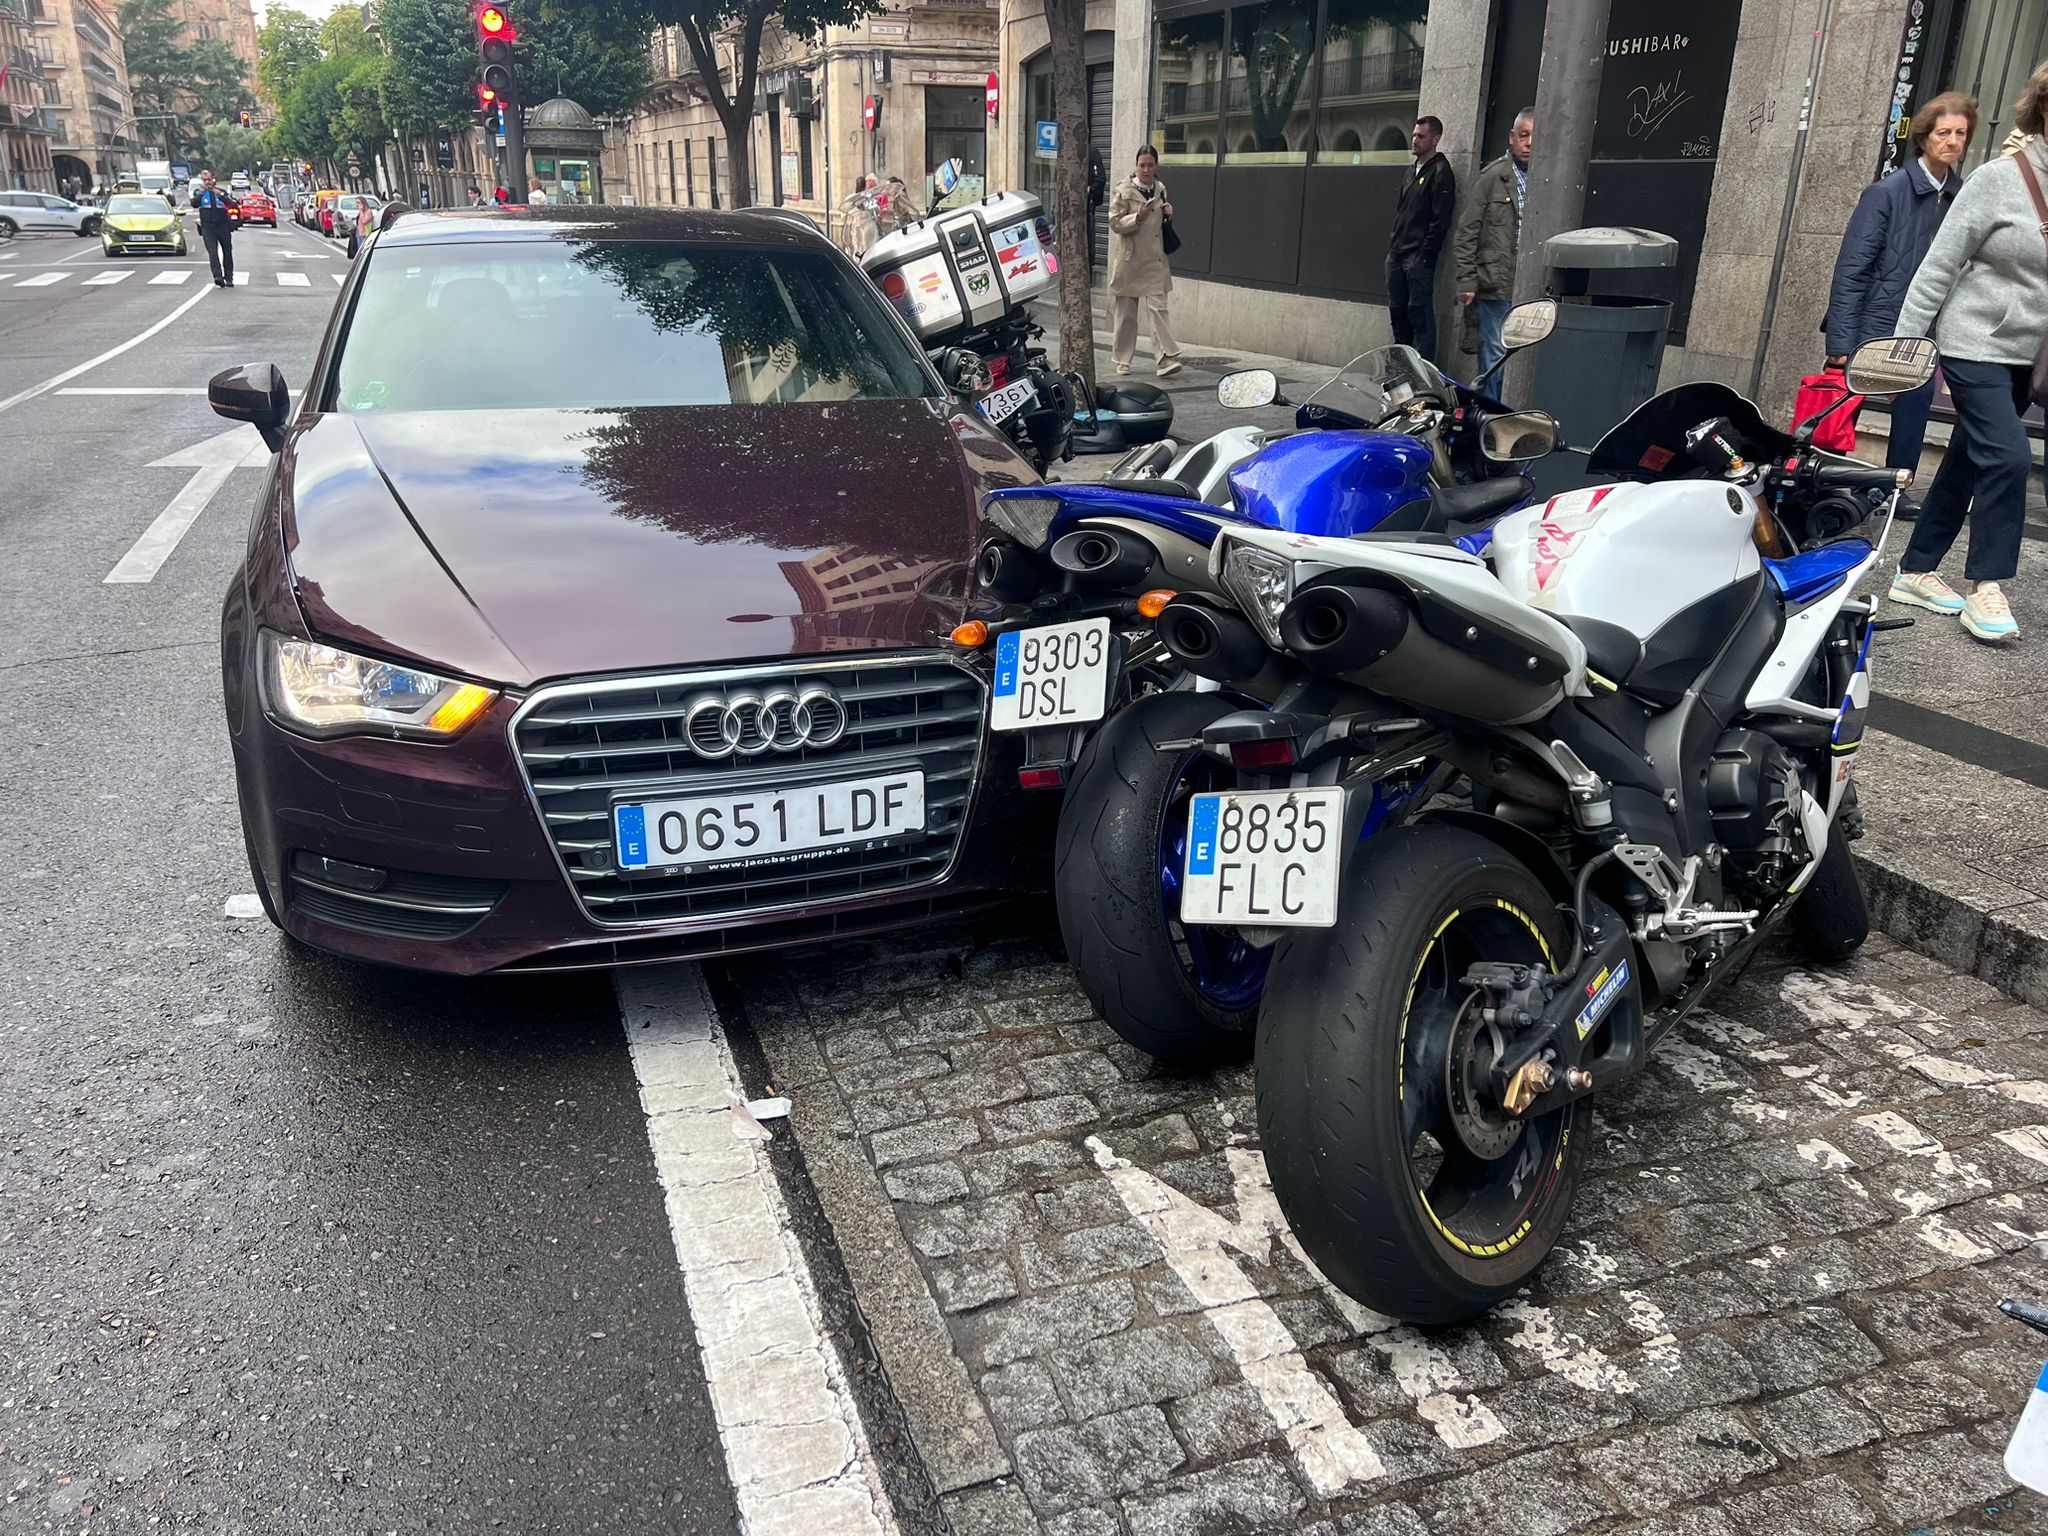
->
[1257,823,1587,1324]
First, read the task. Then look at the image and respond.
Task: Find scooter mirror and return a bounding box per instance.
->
[1501,299,1556,352]
[1478,409,1559,463]
[1845,336,1938,398]
[1218,369,1279,410]
[935,346,990,396]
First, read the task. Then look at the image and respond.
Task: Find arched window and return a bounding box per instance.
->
[1335,128,1363,153]
[1373,124,1407,152]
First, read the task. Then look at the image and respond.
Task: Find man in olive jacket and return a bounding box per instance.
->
[1455,107,1533,381]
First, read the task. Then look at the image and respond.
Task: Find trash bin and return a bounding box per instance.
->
[1523,227,1679,494]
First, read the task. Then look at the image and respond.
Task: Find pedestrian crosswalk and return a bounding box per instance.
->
[0,267,341,291]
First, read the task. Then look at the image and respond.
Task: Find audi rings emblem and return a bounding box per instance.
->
[683,684,850,759]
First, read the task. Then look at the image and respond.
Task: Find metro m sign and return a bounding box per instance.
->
[986,71,999,120]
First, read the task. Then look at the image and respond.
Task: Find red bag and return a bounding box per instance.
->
[1792,367,1864,453]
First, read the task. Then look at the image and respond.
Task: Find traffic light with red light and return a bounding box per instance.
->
[477,4,517,103]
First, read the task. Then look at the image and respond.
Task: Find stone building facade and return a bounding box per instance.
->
[171,0,255,87]
[32,0,130,193]
[2,0,59,191]
[619,0,999,247]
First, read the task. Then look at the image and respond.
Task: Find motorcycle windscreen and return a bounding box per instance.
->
[1585,382,1797,483]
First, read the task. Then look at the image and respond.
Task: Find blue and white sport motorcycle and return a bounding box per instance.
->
[1161,336,1934,1323]
[967,316,1560,1058]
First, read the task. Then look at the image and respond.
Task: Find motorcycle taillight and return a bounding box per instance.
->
[987,354,1010,385]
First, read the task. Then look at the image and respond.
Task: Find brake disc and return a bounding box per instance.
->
[1443,997,1523,1161]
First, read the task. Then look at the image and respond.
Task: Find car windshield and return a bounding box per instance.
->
[331,237,939,413]
[1301,345,1452,426]
[107,196,171,215]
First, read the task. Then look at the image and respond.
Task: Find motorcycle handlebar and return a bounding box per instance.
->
[1807,460,1912,493]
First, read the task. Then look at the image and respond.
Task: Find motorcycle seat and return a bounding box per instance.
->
[1558,613,1644,685]
[1096,476,1202,500]
[1428,475,1533,527]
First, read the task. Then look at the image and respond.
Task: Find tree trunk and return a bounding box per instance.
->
[1044,0,1093,388]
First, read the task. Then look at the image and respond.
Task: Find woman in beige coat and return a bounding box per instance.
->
[1108,146,1182,377]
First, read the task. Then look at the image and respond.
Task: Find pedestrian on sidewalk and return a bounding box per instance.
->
[1822,92,1976,490]
[346,193,374,259]
[879,176,921,233]
[1889,63,2048,645]
[1108,145,1182,379]
[528,182,549,206]
[1455,107,1532,382]
[1386,115,1455,366]
[467,183,487,208]
[839,174,878,255]
[190,168,237,289]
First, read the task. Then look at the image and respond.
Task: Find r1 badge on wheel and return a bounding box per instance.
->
[1181,787,1343,927]
[991,617,1112,731]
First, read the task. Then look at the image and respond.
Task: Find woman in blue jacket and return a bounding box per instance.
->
[1822,92,1977,482]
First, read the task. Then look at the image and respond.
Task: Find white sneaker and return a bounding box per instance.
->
[1961,582,2020,642]
[1889,570,1965,614]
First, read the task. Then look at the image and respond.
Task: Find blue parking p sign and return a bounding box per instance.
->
[1034,121,1059,161]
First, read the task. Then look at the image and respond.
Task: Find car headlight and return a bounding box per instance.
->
[981,494,1062,549]
[260,631,497,740]
[1219,543,1296,649]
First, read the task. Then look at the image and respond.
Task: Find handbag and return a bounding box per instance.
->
[1161,215,1181,257]
[2012,149,2048,409]
[1792,367,1863,453]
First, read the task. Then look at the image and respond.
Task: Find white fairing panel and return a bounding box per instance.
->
[1488,482,1763,639]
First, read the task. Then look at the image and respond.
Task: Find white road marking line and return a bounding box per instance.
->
[0,281,212,417]
[618,966,898,1536]
[104,423,266,584]
[83,270,134,285]
[332,273,346,285]
[150,269,196,284]
[276,271,311,286]
[232,271,250,285]
[15,271,67,287]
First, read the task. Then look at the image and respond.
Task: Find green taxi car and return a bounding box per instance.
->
[101,194,188,257]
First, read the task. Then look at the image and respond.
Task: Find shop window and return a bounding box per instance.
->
[1024,63,1056,206]
[1314,0,1425,165]
[1222,0,1314,164]
[1152,11,1225,166]
[924,85,986,211]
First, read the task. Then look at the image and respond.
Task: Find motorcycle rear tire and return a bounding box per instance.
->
[1789,826,1869,962]
[1257,823,1588,1324]
[1054,691,1262,1063]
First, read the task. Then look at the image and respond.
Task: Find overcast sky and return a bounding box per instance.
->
[252,0,353,26]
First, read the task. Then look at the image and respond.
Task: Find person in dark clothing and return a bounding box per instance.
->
[190,168,238,287]
[1386,115,1456,364]
[1822,91,1976,482]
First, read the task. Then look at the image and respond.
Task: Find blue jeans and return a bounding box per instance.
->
[1474,298,1511,383]
[1900,357,2030,584]
[1385,254,1438,365]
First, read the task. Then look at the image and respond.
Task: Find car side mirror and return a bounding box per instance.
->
[1218,369,1280,409]
[210,363,291,453]
[1845,336,1938,398]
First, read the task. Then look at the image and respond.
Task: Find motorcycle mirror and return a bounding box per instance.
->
[935,346,990,395]
[1501,299,1557,353]
[1218,369,1280,410]
[1478,409,1559,463]
[1844,336,1938,398]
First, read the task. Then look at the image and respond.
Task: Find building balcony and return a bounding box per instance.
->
[81,56,118,84]
[73,17,111,50]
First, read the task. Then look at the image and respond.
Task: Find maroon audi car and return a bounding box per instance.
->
[214,206,1042,974]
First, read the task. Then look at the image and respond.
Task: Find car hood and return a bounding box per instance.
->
[281,399,1033,689]
[106,213,179,231]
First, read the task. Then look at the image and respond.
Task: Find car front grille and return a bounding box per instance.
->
[511,655,987,928]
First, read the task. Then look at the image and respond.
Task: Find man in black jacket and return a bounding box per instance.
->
[1385,116,1455,364]
[190,168,238,288]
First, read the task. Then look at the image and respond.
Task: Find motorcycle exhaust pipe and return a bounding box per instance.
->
[975,539,1042,602]
[1280,581,1411,674]
[1157,598,1271,683]
[1049,527,1155,589]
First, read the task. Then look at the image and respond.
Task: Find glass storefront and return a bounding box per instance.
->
[925,85,987,212]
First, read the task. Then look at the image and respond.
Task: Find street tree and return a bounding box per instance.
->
[1042,0,1091,384]
[117,0,195,155]
[378,0,479,134]
[256,7,323,108]
[548,0,883,206]
[382,0,649,132]
[185,37,251,126]
[201,119,267,176]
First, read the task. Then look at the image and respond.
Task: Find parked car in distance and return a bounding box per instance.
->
[0,190,103,237]
[99,194,187,256]
[315,190,343,234]
[329,193,384,237]
[233,190,278,227]
[215,205,1044,974]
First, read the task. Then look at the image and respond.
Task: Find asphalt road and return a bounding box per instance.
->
[0,216,739,1532]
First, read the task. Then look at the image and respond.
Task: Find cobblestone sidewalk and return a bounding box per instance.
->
[725,915,2048,1535]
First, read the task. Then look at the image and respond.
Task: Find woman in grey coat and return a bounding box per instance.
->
[1889,63,2048,644]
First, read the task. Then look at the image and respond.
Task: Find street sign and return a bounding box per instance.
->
[434,129,455,170]
[863,95,878,132]
[1034,121,1058,161]
[985,71,999,120]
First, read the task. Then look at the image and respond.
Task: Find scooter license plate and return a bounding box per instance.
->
[979,379,1038,425]
[990,618,1112,731]
[1180,787,1345,928]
